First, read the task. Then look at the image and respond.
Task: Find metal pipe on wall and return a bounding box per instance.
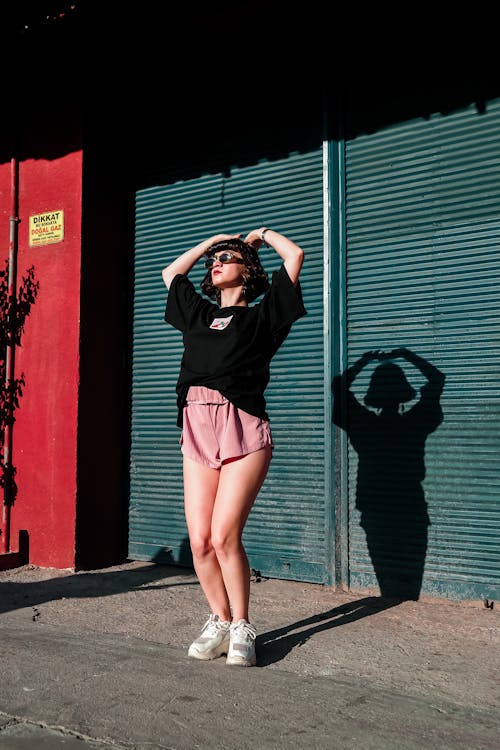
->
[1,157,19,553]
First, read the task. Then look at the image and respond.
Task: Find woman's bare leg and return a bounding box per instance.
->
[211,446,272,622]
[183,456,231,621]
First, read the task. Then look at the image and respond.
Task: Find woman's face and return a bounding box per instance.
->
[208,250,246,290]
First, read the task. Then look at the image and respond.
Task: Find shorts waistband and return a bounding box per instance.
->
[186,386,228,405]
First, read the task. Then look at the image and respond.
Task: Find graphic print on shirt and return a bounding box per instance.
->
[210,315,234,331]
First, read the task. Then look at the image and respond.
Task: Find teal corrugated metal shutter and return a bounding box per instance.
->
[344,100,500,600]
[129,149,330,582]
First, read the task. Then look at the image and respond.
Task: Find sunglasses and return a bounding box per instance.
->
[204,252,245,269]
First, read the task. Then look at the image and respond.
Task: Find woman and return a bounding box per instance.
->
[162,227,305,666]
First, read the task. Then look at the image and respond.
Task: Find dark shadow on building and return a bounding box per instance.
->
[151,535,194,569]
[332,348,445,600]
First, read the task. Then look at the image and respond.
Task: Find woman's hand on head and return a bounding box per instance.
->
[162,233,242,290]
[209,232,242,245]
[243,229,266,250]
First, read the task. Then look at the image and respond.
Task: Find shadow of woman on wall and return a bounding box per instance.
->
[332,347,445,601]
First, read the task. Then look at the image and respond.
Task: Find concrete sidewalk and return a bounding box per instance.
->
[0,561,498,749]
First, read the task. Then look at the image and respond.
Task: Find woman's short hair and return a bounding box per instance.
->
[200,238,270,304]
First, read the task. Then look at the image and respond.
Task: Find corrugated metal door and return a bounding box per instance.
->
[129,149,332,582]
[343,99,500,600]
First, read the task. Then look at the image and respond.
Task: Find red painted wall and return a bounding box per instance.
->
[2,153,83,568]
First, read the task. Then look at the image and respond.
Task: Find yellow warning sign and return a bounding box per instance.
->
[29,210,64,247]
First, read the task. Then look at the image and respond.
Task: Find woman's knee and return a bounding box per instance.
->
[211,528,242,558]
[189,533,214,560]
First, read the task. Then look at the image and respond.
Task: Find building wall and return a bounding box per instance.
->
[4,152,83,568]
[74,148,133,570]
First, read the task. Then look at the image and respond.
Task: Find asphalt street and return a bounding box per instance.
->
[0,562,498,749]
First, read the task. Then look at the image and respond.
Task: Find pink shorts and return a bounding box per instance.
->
[180,386,274,469]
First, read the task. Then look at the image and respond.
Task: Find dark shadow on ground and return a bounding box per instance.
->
[257,596,402,667]
[0,562,198,616]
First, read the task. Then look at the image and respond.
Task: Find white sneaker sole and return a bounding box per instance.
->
[226,653,257,667]
[188,640,230,660]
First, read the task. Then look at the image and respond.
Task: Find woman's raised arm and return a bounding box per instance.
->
[244,227,304,286]
[161,233,241,289]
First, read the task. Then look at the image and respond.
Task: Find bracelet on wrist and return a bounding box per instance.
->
[261,228,270,244]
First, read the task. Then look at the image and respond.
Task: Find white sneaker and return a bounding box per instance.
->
[226,619,257,667]
[188,614,231,660]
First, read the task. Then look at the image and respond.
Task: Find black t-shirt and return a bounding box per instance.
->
[165,264,306,427]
